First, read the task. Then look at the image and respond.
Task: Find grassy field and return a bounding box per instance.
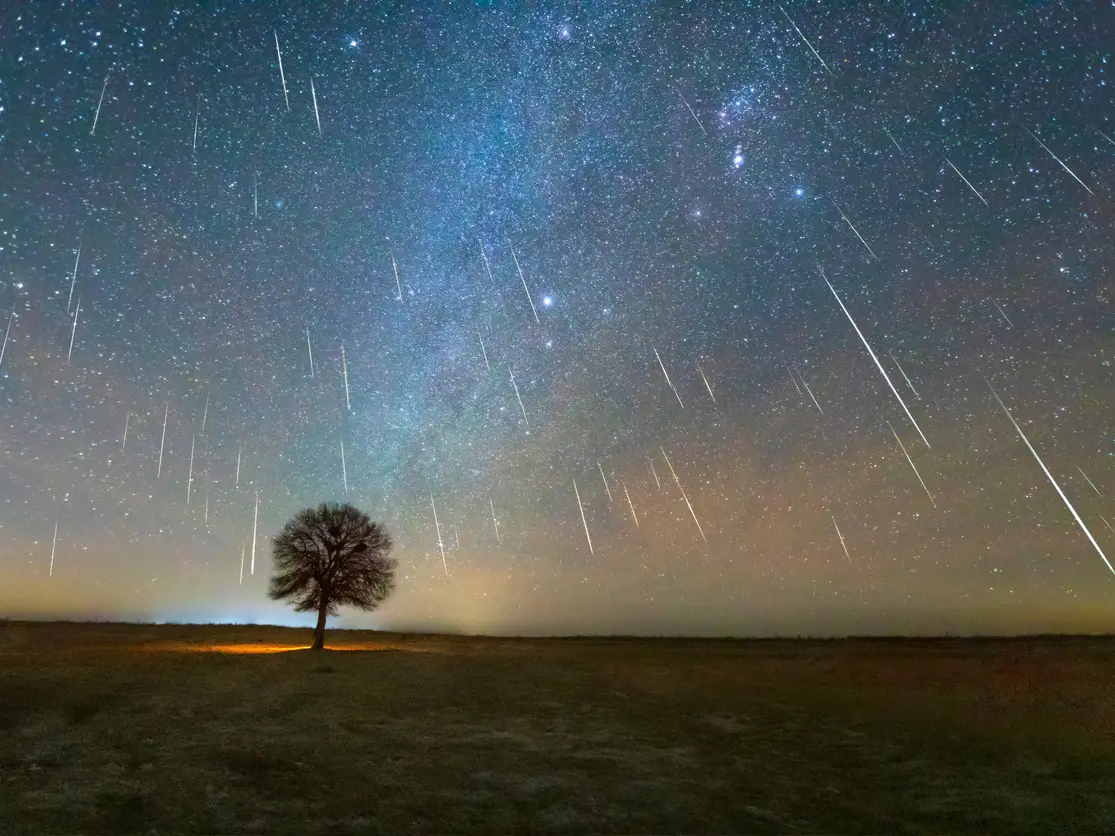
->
[1,623,1113,834]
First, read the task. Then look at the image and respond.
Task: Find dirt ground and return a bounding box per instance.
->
[1,622,1113,834]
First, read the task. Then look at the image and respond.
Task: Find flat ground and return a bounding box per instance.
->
[1,623,1113,835]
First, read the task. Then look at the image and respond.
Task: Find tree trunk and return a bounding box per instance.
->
[311,602,328,651]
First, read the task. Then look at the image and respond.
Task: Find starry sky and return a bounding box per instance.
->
[1,2,1114,636]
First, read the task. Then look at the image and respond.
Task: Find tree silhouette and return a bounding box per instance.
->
[268,502,396,650]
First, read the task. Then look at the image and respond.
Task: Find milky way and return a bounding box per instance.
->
[1,4,1113,635]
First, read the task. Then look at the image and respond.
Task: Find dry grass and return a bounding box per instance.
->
[1,622,1114,834]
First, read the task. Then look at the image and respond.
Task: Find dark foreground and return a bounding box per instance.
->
[1,623,1113,834]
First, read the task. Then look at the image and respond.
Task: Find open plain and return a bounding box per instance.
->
[1,622,1113,834]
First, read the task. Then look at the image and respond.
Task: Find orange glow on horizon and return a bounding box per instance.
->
[136,642,397,654]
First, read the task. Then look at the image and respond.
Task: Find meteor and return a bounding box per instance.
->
[187,434,196,504]
[832,516,851,562]
[235,442,242,488]
[341,343,351,411]
[121,413,130,450]
[305,327,315,378]
[1024,126,1094,196]
[507,239,540,324]
[674,83,708,136]
[822,269,930,448]
[785,362,803,398]
[832,200,878,261]
[598,461,613,502]
[509,365,529,430]
[987,379,1114,576]
[430,494,448,576]
[1077,466,1102,498]
[799,369,824,415]
[648,457,662,490]
[68,240,81,314]
[944,158,989,206]
[697,362,717,404]
[661,447,707,543]
[340,436,348,493]
[883,127,903,152]
[90,74,108,135]
[573,477,594,555]
[779,4,833,75]
[622,481,639,528]
[239,543,245,586]
[390,247,402,301]
[888,350,920,399]
[653,346,684,408]
[489,498,501,544]
[478,331,490,371]
[310,77,322,137]
[201,395,209,433]
[67,298,80,364]
[0,312,12,370]
[274,31,290,112]
[251,492,259,575]
[157,402,169,478]
[192,94,200,156]
[49,518,59,577]
[888,422,935,508]
[992,300,1013,327]
[253,173,259,219]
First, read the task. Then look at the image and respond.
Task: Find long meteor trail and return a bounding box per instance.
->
[573,477,594,555]
[1078,466,1102,497]
[779,4,833,75]
[944,158,989,206]
[509,365,529,430]
[987,380,1114,577]
[661,447,707,543]
[90,74,108,135]
[888,350,920,399]
[822,269,930,448]
[832,200,878,261]
[251,492,259,575]
[507,240,540,324]
[832,516,851,562]
[889,422,935,508]
[274,31,290,112]
[622,481,639,528]
[653,347,684,408]
[68,241,82,314]
[430,494,448,576]
[675,83,708,136]
[49,519,59,577]
[1025,127,1094,195]
[157,402,169,478]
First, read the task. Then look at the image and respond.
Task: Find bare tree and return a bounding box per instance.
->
[268,503,395,650]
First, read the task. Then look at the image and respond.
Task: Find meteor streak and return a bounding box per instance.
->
[253,173,259,219]
[832,200,878,261]
[987,380,1114,576]
[251,492,259,575]
[49,519,59,576]
[785,362,803,398]
[1024,126,1094,195]
[430,494,448,576]
[305,327,315,378]
[192,94,200,156]
[0,312,13,369]
[598,461,613,502]
[888,350,920,399]
[822,269,930,448]
[1102,516,1115,537]
[779,4,833,75]
[883,127,903,152]
[674,83,708,136]
[68,241,81,314]
[239,543,245,586]
[573,477,594,555]
[390,248,402,301]
[1096,128,1115,148]
[187,434,196,504]
[90,74,108,135]
[661,447,707,543]
[489,498,501,544]
[201,395,209,432]
[121,413,130,450]
[67,298,80,364]
[509,365,529,430]
[992,300,1013,327]
[158,402,169,478]
[478,331,490,371]
[653,346,684,408]
[1077,466,1102,497]
[648,457,662,490]
[800,371,824,415]
[310,77,322,136]
[944,158,989,206]
[622,481,639,528]
[235,442,242,488]
[274,31,290,112]
[340,436,348,493]
[888,422,936,508]
[697,362,717,403]
[832,516,851,562]
[341,344,351,411]
[507,239,540,324]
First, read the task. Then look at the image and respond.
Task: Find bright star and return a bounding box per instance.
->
[793,187,805,197]
[542,296,553,307]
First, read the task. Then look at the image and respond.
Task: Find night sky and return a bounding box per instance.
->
[2,3,1113,636]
